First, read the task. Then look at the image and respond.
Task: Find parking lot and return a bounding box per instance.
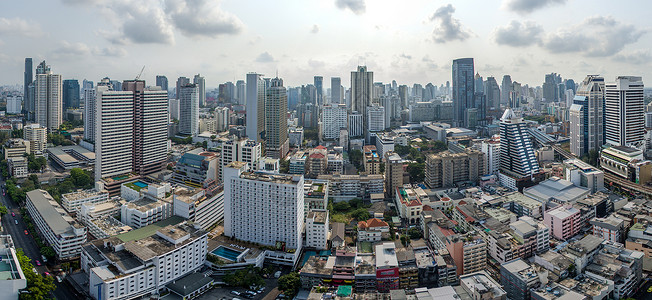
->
[197,277,280,300]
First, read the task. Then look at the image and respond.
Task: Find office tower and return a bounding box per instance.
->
[288,87,300,111]
[565,79,576,93]
[83,78,111,143]
[569,75,605,156]
[348,112,363,137]
[351,66,373,131]
[94,80,168,181]
[34,61,62,133]
[314,76,323,105]
[398,85,408,109]
[499,108,539,189]
[193,74,206,107]
[321,104,348,140]
[265,77,289,159]
[543,73,562,102]
[155,75,168,91]
[223,162,304,250]
[473,93,486,127]
[474,73,484,94]
[412,83,423,100]
[331,77,342,104]
[82,79,94,91]
[219,137,262,181]
[175,76,190,99]
[24,58,33,117]
[23,124,47,154]
[452,58,475,128]
[246,73,266,142]
[62,79,80,110]
[236,80,245,105]
[178,83,199,136]
[6,96,22,114]
[367,105,386,132]
[605,76,645,147]
[501,75,512,106]
[484,77,500,109]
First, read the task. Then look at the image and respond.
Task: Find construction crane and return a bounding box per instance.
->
[135,65,145,80]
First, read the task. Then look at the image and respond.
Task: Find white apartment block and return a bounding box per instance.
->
[6,95,22,114]
[121,198,172,229]
[26,190,87,259]
[367,105,386,132]
[321,104,347,140]
[85,216,132,240]
[173,187,224,230]
[7,157,27,178]
[0,235,27,299]
[179,84,199,136]
[23,123,47,154]
[305,209,329,250]
[481,138,500,175]
[94,86,134,181]
[80,198,125,226]
[224,162,304,250]
[84,222,208,300]
[84,87,96,142]
[62,189,109,213]
[35,65,62,133]
[219,137,262,182]
[316,174,384,202]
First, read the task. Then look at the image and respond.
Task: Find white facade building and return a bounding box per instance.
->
[94,86,134,180]
[605,76,645,148]
[348,112,363,137]
[481,138,500,175]
[6,96,22,114]
[83,87,96,142]
[26,190,87,259]
[172,187,224,230]
[121,198,172,229]
[219,137,262,182]
[367,105,386,132]
[23,123,47,154]
[0,235,27,300]
[305,209,329,250]
[62,189,109,213]
[321,104,347,140]
[246,73,266,142]
[34,61,62,133]
[224,162,304,250]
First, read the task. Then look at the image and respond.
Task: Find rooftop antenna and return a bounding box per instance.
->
[135,65,145,80]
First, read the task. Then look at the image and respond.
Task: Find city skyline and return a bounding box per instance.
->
[0,0,650,87]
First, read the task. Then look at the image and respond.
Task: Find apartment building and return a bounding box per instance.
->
[305,209,329,250]
[62,189,110,213]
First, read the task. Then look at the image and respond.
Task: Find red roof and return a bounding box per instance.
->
[309,153,326,159]
[458,200,468,205]
[315,145,327,150]
[422,205,434,211]
[358,218,388,229]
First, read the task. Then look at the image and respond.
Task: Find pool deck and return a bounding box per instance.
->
[208,236,264,261]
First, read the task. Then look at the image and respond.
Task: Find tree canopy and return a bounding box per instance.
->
[16,249,57,300]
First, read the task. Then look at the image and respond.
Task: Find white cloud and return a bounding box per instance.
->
[503,0,566,14]
[311,24,320,34]
[429,4,472,43]
[335,0,366,15]
[0,17,43,38]
[613,49,652,65]
[493,20,543,47]
[255,52,275,63]
[164,0,243,38]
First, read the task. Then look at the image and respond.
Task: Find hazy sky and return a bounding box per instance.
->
[0,0,650,89]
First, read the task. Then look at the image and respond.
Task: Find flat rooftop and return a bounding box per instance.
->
[27,189,83,236]
[63,189,108,202]
[115,216,184,243]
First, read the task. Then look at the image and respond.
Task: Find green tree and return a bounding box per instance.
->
[400,234,411,247]
[16,249,57,300]
[333,201,351,212]
[408,227,423,239]
[70,168,91,188]
[350,208,371,221]
[349,149,363,171]
[407,162,425,182]
[278,272,301,298]
[394,145,410,157]
[40,246,55,261]
[0,205,7,215]
[280,158,290,174]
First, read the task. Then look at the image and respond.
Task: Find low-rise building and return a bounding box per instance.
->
[459,271,507,300]
[524,177,590,206]
[7,157,27,178]
[304,180,329,220]
[121,197,173,229]
[564,158,604,193]
[584,241,643,300]
[86,216,133,239]
[600,145,651,184]
[3,139,29,160]
[544,205,581,240]
[500,259,542,300]
[172,187,224,230]
[375,242,399,292]
[394,185,424,224]
[500,191,543,218]
[305,209,329,250]
[357,218,389,243]
[590,215,625,243]
[363,145,381,175]
[317,174,384,202]
[26,189,87,259]
[62,189,110,214]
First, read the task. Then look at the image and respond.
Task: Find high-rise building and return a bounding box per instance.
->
[178,83,199,136]
[499,108,539,190]
[34,61,62,133]
[24,58,33,117]
[484,77,500,109]
[543,73,562,102]
[500,259,541,300]
[321,104,347,140]
[155,75,168,91]
[348,112,363,138]
[424,149,485,189]
[246,73,266,142]
[62,79,80,110]
[193,74,206,107]
[331,77,342,104]
[384,152,403,198]
[367,105,386,132]
[224,162,304,250]
[475,72,484,94]
[570,75,605,156]
[314,76,323,105]
[265,77,289,158]
[605,76,644,148]
[7,96,22,114]
[175,76,190,99]
[452,58,475,128]
[398,85,408,109]
[351,66,373,131]
[23,124,47,154]
[501,75,512,107]
[94,81,167,181]
[219,137,262,182]
[236,80,246,105]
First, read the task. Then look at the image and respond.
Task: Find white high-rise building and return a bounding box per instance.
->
[95,86,134,180]
[236,80,246,105]
[83,88,96,142]
[224,162,304,250]
[169,98,180,121]
[179,83,199,136]
[321,104,347,140]
[605,76,644,148]
[348,112,363,137]
[193,74,206,107]
[7,96,22,114]
[351,66,373,130]
[265,77,289,159]
[367,105,386,132]
[215,107,229,132]
[246,73,266,142]
[23,124,47,154]
[570,75,605,156]
[34,61,62,133]
[219,137,262,182]
[481,138,500,175]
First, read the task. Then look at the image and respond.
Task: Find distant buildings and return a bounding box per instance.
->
[452,58,475,128]
[193,74,206,107]
[246,73,265,142]
[265,77,289,159]
[351,66,373,133]
[34,61,62,133]
[62,79,80,110]
[569,75,605,156]
[321,104,347,139]
[424,149,484,189]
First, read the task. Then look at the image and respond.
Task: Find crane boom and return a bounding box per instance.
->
[135,65,145,80]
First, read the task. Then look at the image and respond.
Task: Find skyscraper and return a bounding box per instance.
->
[84,78,111,143]
[265,77,289,159]
[314,76,323,105]
[351,66,373,130]
[246,73,265,142]
[331,77,342,104]
[499,108,539,191]
[175,76,190,99]
[178,83,199,136]
[236,80,246,105]
[569,75,605,156]
[193,74,206,107]
[62,79,80,110]
[155,75,168,91]
[605,76,644,147]
[34,61,62,133]
[484,76,500,109]
[24,58,33,117]
[543,73,562,102]
[501,75,512,107]
[474,72,484,94]
[94,80,168,180]
[452,58,475,128]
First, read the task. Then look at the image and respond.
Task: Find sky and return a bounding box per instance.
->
[0,0,651,89]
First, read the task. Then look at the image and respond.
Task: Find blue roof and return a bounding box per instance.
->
[178,153,204,168]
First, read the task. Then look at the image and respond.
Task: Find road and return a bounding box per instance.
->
[0,176,79,300]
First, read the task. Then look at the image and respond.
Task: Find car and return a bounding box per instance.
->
[35,260,41,266]
[43,272,50,276]
[257,288,264,293]
[231,291,240,296]
[56,276,62,283]
[14,220,18,225]
[11,212,15,217]
[24,230,28,235]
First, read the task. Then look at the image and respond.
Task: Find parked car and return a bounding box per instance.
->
[35,260,41,266]
[274,271,281,278]
[231,291,241,296]
[11,212,15,217]
[14,220,18,225]
[24,230,28,235]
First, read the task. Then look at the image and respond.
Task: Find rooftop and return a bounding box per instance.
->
[308,210,328,224]
[524,177,589,203]
[115,216,184,243]
[167,272,214,297]
[375,242,398,268]
[26,189,84,236]
[63,189,108,202]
